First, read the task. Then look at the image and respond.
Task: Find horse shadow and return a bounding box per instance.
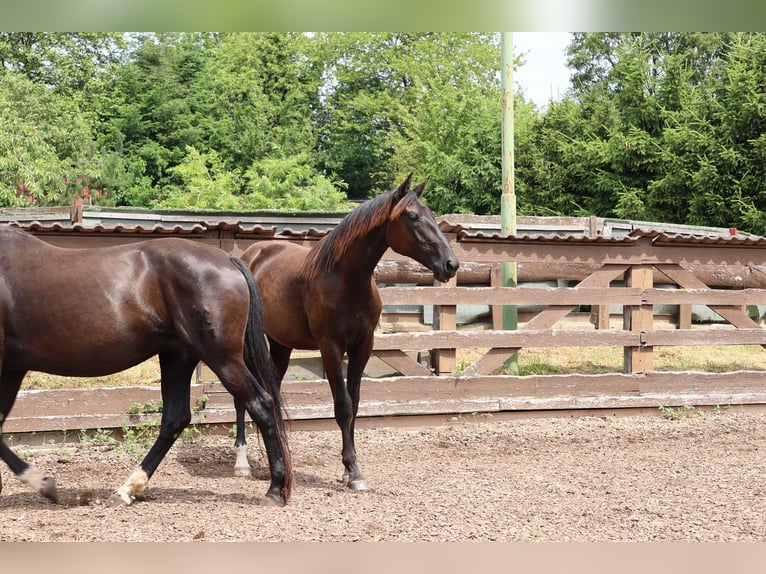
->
[175,443,342,493]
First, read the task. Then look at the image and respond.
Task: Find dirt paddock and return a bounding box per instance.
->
[2,407,766,542]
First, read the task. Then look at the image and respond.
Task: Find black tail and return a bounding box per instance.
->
[229,256,292,500]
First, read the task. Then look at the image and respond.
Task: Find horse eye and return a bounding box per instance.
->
[408,211,419,222]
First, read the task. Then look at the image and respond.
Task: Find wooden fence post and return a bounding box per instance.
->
[624,265,654,372]
[432,274,457,375]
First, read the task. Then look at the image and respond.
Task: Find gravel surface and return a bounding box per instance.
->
[2,408,766,542]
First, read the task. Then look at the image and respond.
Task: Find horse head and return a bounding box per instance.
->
[386,175,459,283]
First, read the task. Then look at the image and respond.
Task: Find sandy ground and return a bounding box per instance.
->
[2,407,766,542]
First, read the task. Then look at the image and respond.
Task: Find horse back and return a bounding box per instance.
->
[0,230,249,375]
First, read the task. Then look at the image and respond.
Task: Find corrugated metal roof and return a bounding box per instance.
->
[12,221,207,235]
[630,227,766,246]
[3,208,766,245]
[457,230,636,244]
[457,227,766,247]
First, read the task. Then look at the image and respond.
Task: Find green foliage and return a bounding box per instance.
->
[0,72,97,206]
[658,404,701,421]
[121,420,160,460]
[126,399,163,415]
[243,154,350,211]
[155,146,242,210]
[79,427,118,446]
[316,32,502,211]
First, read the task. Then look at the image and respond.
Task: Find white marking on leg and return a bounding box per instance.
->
[112,468,149,505]
[18,466,46,493]
[234,444,252,477]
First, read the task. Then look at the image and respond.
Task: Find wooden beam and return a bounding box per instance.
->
[624,265,654,372]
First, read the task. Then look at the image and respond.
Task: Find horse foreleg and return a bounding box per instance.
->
[324,345,370,492]
[0,369,58,503]
[110,354,193,506]
[345,345,372,491]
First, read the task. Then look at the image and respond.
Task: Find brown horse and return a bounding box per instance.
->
[0,226,292,506]
[234,174,458,490]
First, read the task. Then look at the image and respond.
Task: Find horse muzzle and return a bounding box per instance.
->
[433,257,459,283]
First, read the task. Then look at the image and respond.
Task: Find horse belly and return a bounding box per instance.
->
[4,331,160,377]
[2,291,164,377]
[259,285,318,351]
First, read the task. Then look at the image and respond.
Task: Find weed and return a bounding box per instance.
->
[181,424,206,444]
[658,404,701,421]
[120,420,160,460]
[193,394,208,413]
[79,427,118,446]
[126,399,163,415]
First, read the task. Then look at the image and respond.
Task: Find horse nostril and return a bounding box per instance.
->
[446,258,459,275]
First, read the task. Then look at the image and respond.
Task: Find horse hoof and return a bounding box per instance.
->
[40,477,58,503]
[108,491,133,507]
[259,493,286,508]
[347,479,370,492]
[233,466,252,478]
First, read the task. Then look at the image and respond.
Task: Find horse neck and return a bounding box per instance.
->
[305,220,389,287]
[342,227,389,280]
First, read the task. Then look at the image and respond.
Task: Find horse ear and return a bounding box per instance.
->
[394,173,413,200]
[412,179,429,198]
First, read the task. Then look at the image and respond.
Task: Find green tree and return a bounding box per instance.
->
[649,33,766,233]
[315,32,504,213]
[0,32,125,95]
[102,33,213,195]
[0,72,98,206]
[155,146,242,210]
[205,33,322,170]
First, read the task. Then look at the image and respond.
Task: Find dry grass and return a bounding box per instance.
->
[22,358,162,390]
[18,344,766,391]
[511,345,766,375]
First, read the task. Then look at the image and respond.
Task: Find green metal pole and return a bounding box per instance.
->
[501,32,519,374]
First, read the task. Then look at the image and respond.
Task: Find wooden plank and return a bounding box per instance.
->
[679,303,692,330]
[624,265,654,372]
[643,287,766,305]
[373,350,433,376]
[373,329,640,351]
[5,385,207,433]
[642,328,766,347]
[595,304,611,330]
[10,369,766,435]
[379,285,644,306]
[432,275,457,374]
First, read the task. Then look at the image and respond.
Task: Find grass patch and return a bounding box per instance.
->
[23,358,162,390]
[502,345,766,376]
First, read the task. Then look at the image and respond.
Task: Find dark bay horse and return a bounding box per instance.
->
[0,226,292,506]
[234,174,458,490]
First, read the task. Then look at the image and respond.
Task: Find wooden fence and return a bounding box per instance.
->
[5,219,766,436]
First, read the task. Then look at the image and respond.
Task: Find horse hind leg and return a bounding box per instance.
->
[232,339,292,478]
[233,398,251,477]
[109,352,194,506]
[0,369,58,503]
